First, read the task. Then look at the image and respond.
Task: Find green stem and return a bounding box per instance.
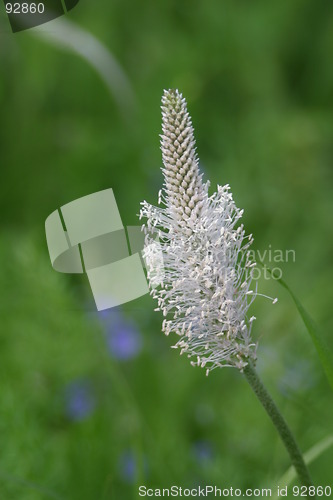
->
[243,362,313,488]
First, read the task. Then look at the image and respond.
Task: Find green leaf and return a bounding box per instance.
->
[263,265,333,390]
[31,17,136,117]
[271,434,333,497]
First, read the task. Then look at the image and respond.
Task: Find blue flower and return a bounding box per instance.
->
[65,380,95,421]
[118,449,149,483]
[100,310,143,360]
[118,450,136,483]
[192,440,214,464]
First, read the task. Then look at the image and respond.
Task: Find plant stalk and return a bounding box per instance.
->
[243,362,314,488]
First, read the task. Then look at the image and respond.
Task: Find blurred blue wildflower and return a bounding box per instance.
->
[65,380,95,421]
[99,309,143,360]
[118,450,136,483]
[118,449,148,483]
[192,440,214,464]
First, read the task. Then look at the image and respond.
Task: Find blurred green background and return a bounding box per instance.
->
[1,0,333,498]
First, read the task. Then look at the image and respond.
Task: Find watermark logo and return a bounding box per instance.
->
[45,188,295,311]
[3,0,80,33]
[45,188,162,311]
[248,246,296,281]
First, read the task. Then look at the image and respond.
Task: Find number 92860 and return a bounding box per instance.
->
[5,3,45,14]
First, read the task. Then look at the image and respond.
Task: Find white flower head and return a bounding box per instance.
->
[140,89,275,374]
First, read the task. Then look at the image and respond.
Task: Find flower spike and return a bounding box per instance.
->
[140,89,271,374]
